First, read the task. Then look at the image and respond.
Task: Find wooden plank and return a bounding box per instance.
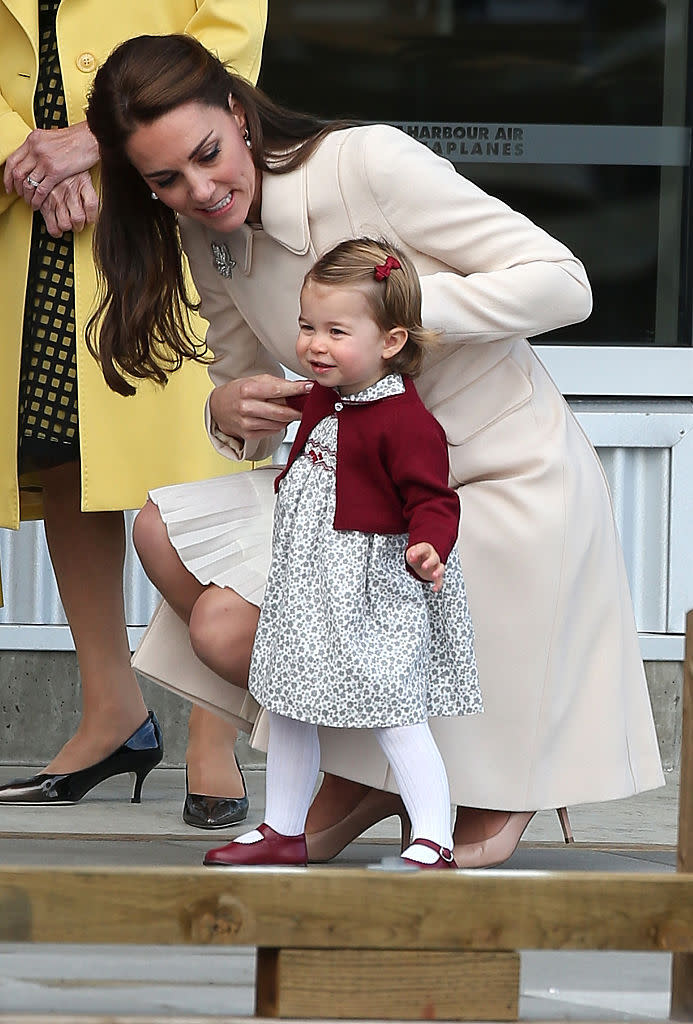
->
[0,867,692,951]
[671,609,693,1021]
[256,948,519,1020]
[0,1019,678,1024]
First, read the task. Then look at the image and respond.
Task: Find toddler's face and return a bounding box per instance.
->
[296,281,392,395]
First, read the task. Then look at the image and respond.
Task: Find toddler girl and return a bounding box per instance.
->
[204,238,482,870]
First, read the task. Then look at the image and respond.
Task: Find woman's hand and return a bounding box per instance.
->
[406,542,445,592]
[209,374,313,441]
[3,122,100,210]
[38,172,99,237]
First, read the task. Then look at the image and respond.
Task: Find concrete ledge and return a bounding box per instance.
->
[0,653,683,771]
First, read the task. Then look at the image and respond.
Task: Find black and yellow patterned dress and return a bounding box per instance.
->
[18,0,79,471]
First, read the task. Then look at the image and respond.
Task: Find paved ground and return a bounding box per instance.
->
[0,764,681,1020]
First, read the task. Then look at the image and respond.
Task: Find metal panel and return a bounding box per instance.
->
[0,511,159,630]
[1,401,692,652]
[594,446,670,634]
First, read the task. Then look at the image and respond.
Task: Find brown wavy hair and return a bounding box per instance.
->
[305,238,438,378]
[85,33,353,396]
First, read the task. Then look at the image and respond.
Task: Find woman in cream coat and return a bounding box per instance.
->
[86,34,664,865]
[0,2,266,812]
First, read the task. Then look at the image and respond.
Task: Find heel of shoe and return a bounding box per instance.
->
[556,806,574,844]
[130,766,154,804]
[399,812,412,854]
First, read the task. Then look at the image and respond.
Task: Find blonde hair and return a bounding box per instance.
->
[304,238,437,377]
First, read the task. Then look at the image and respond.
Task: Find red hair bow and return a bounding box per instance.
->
[374,255,401,281]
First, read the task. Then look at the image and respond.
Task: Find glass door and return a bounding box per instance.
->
[261,0,693,396]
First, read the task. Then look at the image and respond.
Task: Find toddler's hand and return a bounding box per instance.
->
[406,543,445,593]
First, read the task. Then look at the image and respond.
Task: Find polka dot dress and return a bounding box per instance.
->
[249,374,482,729]
[18,0,79,470]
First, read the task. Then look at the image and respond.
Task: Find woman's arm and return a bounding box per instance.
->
[179,216,306,462]
[356,124,592,345]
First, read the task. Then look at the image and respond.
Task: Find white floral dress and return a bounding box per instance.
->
[248,375,482,729]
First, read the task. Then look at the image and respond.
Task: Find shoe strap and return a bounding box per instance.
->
[410,838,455,863]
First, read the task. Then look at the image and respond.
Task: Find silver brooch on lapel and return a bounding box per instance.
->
[211,241,236,278]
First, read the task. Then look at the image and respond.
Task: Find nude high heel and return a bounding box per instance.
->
[305,788,411,863]
[453,807,573,868]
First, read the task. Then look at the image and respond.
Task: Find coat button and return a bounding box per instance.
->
[76,52,96,72]
[334,402,343,411]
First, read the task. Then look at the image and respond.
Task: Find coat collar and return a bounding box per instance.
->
[218,162,309,278]
[257,161,310,257]
[4,0,38,42]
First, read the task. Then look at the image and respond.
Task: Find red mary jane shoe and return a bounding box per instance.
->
[402,838,458,870]
[203,822,308,866]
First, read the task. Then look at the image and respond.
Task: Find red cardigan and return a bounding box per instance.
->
[276,377,460,563]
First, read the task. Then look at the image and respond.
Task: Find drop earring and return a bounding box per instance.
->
[244,127,252,149]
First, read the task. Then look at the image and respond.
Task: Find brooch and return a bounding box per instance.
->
[211,241,236,278]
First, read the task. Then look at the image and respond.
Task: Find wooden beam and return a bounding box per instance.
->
[0,867,692,951]
[671,609,693,1021]
[0,1019,679,1024]
[256,949,519,1020]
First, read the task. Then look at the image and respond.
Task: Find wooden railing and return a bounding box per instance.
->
[1,611,692,1022]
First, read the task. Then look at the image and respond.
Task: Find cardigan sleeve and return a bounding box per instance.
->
[386,402,460,565]
[357,124,592,346]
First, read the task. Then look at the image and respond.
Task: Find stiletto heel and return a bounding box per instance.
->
[556,806,574,844]
[399,812,412,854]
[306,788,409,862]
[131,769,148,804]
[0,711,163,806]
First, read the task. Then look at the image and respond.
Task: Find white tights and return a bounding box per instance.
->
[235,711,453,865]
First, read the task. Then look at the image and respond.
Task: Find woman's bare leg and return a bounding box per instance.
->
[40,460,147,773]
[133,500,205,622]
[133,500,255,798]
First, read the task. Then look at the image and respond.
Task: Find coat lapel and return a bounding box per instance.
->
[259,162,310,256]
[4,0,38,46]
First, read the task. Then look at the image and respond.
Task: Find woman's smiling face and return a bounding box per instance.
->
[125,97,261,229]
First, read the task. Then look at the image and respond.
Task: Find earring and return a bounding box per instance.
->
[151,191,158,200]
[244,127,252,149]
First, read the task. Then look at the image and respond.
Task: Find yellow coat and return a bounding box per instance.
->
[0,0,267,532]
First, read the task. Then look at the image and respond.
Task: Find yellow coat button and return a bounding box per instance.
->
[76,52,96,72]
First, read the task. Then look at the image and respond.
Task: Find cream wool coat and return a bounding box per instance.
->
[177,123,664,810]
[0,0,266,532]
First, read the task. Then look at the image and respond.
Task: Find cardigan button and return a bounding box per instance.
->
[334,402,343,412]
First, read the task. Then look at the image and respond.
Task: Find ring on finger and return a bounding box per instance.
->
[26,175,42,188]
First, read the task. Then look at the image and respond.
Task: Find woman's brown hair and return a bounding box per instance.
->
[85,33,352,396]
[305,238,438,378]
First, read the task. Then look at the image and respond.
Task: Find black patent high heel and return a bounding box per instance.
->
[182,754,249,829]
[0,711,163,806]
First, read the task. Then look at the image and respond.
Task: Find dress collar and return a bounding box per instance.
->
[340,374,405,405]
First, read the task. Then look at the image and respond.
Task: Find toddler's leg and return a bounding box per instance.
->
[374,722,453,865]
[235,711,320,843]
